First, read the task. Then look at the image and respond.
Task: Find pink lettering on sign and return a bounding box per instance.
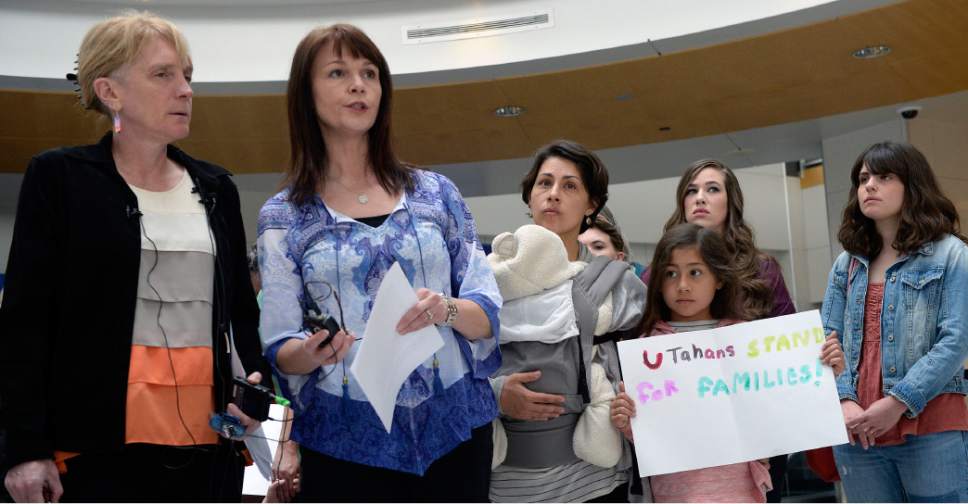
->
[636,380,680,404]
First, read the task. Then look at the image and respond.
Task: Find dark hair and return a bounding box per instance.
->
[639,224,748,335]
[838,141,966,257]
[521,140,609,233]
[284,24,412,206]
[663,159,771,319]
[589,213,629,259]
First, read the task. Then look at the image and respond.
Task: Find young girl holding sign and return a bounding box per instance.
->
[611,223,845,502]
[822,141,968,502]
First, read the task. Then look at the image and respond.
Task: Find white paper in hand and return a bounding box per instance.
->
[349,262,444,433]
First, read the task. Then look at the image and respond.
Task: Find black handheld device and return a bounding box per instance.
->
[232,377,273,422]
[304,311,341,348]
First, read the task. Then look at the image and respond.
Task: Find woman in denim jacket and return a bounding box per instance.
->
[821,141,968,502]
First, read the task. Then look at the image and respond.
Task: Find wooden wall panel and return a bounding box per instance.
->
[2,0,967,173]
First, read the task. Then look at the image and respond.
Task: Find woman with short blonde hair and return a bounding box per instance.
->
[0,11,269,502]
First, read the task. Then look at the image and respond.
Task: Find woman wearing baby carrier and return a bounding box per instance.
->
[488,140,646,502]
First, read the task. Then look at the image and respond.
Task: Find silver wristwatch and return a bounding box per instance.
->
[439,295,458,327]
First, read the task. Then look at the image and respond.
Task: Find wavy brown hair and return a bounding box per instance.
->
[284,24,412,206]
[639,224,748,335]
[838,141,966,257]
[663,159,772,319]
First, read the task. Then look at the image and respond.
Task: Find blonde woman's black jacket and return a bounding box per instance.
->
[0,133,270,471]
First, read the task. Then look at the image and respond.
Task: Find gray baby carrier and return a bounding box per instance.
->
[496,255,633,468]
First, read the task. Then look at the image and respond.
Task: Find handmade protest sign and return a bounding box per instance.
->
[616,310,847,477]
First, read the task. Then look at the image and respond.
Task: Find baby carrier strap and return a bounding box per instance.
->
[571,255,631,402]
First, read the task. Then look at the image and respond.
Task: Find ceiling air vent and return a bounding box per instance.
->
[403,10,553,44]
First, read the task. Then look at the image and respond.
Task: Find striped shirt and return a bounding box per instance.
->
[667,319,720,332]
[490,458,629,503]
[125,171,218,446]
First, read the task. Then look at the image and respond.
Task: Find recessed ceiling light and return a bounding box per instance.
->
[852,45,891,59]
[494,105,524,118]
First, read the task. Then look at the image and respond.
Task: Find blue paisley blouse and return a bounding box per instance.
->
[257,170,502,475]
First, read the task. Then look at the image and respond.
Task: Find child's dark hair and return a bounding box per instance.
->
[639,223,747,335]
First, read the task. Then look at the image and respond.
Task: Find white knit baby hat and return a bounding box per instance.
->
[487,224,586,301]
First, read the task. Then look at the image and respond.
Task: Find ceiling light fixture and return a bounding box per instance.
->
[494,105,525,118]
[852,45,891,59]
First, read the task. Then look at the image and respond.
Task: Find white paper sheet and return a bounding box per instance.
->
[242,403,286,498]
[350,262,445,433]
[616,310,848,477]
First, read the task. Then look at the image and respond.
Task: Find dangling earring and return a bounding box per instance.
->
[526,210,533,218]
[584,214,593,227]
[112,111,122,134]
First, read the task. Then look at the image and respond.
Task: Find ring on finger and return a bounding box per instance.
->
[424,309,434,322]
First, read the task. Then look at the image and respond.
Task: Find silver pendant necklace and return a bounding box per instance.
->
[327,175,370,205]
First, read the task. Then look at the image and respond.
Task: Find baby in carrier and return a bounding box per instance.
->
[488,224,644,469]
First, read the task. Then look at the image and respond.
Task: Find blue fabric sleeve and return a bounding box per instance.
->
[436,173,503,379]
[888,242,968,416]
[822,252,858,403]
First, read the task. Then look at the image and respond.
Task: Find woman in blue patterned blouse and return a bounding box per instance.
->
[257,24,502,502]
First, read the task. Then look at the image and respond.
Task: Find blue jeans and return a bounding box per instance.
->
[833,430,968,502]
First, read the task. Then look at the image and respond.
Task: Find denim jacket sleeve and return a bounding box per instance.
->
[821,251,858,403]
[888,240,968,417]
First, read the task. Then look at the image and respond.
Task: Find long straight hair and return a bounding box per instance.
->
[284,24,412,206]
[639,224,747,335]
[663,159,771,319]
[838,141,966,257]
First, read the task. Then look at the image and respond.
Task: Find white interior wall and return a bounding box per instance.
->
[0,0,833,82]
[820,119,904,259]
[909,117,968,223]
[801,183,832,307]
[784,175,805,311]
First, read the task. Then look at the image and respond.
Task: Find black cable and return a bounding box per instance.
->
[139,216,199,470]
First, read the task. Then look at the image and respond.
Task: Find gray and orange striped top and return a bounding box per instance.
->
[126,171,217,446]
